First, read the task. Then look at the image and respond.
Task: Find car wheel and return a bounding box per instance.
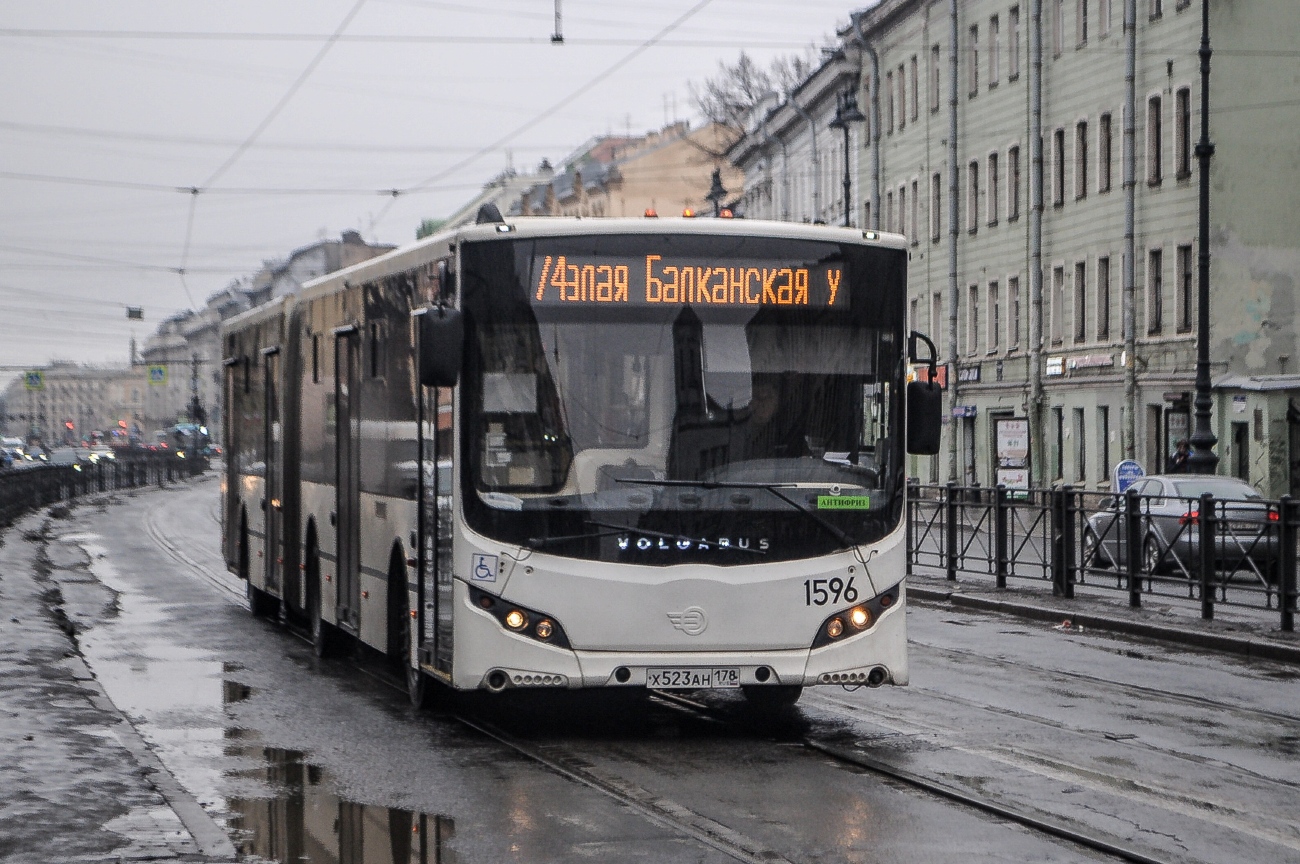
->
[1143,536,1165,576]
[1082,528,1107,571]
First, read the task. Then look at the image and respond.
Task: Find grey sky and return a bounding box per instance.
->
[0,0,858,370]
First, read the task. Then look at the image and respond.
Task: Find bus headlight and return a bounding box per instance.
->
[469,586,571,648]
[811,586,898,649]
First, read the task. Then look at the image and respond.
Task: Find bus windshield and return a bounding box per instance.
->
[459,233,907,564]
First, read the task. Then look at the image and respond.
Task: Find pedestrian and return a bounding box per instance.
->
[1168,438,1190,473]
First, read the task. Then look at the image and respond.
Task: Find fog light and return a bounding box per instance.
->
[879,593,893,608]
[535,619,554,639]
[826,618,845,639]
[504,609,528,631]
[848,607,872,630]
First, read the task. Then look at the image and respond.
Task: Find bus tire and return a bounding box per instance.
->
[741,684,803,709]
[305,534,337,658]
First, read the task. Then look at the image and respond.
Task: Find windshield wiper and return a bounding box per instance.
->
[527,526,628,548]
[615,477,855,549]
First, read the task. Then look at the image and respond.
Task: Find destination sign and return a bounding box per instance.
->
[533,254,847,309]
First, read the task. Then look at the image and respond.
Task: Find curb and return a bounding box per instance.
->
[908,585,1300,666]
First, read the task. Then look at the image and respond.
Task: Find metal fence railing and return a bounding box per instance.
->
[0,451,208,528]
[908,481,1299,632]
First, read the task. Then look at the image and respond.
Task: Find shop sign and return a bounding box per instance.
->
[957,365,981,383]
[1045,357,1064,376]
[1067,354,1114,370]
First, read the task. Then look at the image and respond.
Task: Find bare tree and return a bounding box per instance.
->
[689,52,773,131]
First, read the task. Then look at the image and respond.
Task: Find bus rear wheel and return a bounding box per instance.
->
[306,540,337,658]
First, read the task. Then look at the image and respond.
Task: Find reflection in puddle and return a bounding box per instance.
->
[228,747,455,863]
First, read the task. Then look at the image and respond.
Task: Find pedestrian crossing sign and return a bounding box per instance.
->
[147,365,168,386]
[24,370,43,391]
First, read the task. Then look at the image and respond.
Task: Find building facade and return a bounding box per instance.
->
[729,0,1300,496]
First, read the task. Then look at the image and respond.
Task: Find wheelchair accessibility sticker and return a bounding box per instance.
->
[470,553,498,583]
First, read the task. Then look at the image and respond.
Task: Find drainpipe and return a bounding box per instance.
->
[947,0,960,483]
[790,96,821,221]
[1123,0,1138,460]
[1029,0,1045,486]
[851,14,882,229]
[758,113,789,221]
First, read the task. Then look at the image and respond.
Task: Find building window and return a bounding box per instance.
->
[1096,255,1111,340]
[1099,112,1113,193]
[988,281,1001,353]
[1148,95,1163,185]
[1054,406,1065,480]
[987,152,1000,225]
[967,284,980,356]
[1073,260,1088,343]
[911,297,920,332]
[969,25,979,96]
[1147,248,1164,334]
[886,71,895,134]
[886,190,895,233]
[1074,407,1087,483]
[898,184,907,236]
[1008,145,1021,219]
[1075,120,1088,199]
[1008,276,1021,349]
[1009,6,1021,79]
[967,160,979,233]
[931,172,942,241]
[932,292,944,341]
[910,55,920,122]
[1150,0,1163,20]
[1052,128,1066,206]
[1053,0,1064,55]
[989,16,1000,87]
[1175,87,1192,179]
[931,44,942,112]
[311,334,320,383]
[898,64,907,129]
[911,178,920,242]
[1077,0,1088,45]
[1051,266,1065,344]
[1098,405,1111,482]
[1176,244,1194,333]
[1100,0,1111,35]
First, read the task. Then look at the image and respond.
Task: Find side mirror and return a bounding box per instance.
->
[906,380,942,455]
[906,330,942,456]
[417,306,463,388]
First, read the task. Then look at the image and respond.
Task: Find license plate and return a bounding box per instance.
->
[646,667,740,689]
[1227,521,1261,532]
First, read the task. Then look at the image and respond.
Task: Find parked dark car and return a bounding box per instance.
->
[1083,475,1279,583]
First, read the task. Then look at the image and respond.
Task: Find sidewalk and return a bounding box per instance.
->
[907,568,1300,665]
[0,499,235,864]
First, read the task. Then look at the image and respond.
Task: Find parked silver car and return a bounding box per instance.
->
[1083,475,1279,583]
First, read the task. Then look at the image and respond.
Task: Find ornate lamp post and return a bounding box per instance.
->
[705,168,727,217]
[1188,0,1219,473]
[829,89,866,227]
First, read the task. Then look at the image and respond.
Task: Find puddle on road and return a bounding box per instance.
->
[227,745,456,864]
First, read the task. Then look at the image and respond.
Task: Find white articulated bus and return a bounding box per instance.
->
[222,210,941,707]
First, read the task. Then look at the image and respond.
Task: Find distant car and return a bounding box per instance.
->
[87,445,116,463]
[1084,475,1278,583]
[45,448,89,468]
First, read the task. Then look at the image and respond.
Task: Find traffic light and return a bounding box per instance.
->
[64,419,74,431]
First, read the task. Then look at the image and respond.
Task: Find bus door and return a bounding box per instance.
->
[221,354,242,571]
[262,346,281,595]
[420,387,454,675]
[334,326,362,632]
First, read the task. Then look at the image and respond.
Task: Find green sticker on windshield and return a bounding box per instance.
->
[817,495,871,510]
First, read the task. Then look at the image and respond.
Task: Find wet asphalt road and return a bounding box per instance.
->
[21,475,1300,864]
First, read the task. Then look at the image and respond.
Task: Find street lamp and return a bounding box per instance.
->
[705,168,727,217]
[1188,0,1219,473]
[829,88,866,227]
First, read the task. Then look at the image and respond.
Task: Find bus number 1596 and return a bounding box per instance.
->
[804,577,858,606]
